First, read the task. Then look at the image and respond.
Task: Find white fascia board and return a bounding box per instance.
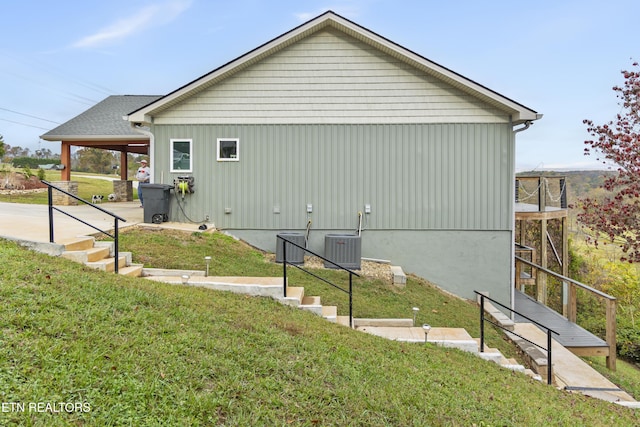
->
[40,134,149,142]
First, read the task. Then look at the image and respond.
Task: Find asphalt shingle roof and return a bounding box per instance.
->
[41,95,162,140]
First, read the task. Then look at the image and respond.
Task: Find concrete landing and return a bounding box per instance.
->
[512,323,637,404]
[143,275,284,299]
[357,326,479,353]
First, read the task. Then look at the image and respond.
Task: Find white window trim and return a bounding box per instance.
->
[217,138,239,162]
[170,138,193,173]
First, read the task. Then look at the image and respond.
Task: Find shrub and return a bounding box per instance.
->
[37,168,45,181]
[617,326,640,363]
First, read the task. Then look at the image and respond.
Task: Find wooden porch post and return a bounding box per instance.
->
[60,141,71,181]
[536,178,548,304]
[562,216,569,317]
[606,299,617,371]
[120,151,128,180]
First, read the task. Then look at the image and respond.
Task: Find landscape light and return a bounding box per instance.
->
[412,307,419,326]
[422,324,431,345]
[181,274,189,285]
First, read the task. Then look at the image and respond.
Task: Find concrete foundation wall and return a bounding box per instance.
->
[228,228,513,307]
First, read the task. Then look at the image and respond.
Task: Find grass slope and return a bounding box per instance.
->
[0,238,638,425]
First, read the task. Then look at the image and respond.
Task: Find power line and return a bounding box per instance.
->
[0,107,60,124]
[0,117,51,131]
[0,49,116,97]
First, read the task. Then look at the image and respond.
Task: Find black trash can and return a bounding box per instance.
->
[276,232,306,264]
[142,184,173,224]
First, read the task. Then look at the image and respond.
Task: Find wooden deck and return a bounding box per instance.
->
[514,290,610,357]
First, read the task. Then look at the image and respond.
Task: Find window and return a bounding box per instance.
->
[171,139,192,172]
[217,138,239,161]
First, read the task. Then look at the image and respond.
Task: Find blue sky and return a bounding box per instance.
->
[1,0,638,170]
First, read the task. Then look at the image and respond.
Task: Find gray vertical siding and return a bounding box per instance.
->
[151,123,513,232]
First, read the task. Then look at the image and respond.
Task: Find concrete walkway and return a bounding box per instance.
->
[512,323,638,406]
[361,320,638,407]
[0,200,144,244]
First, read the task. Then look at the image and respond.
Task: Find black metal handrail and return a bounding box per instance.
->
[474,291,559,385]
[278,236,359,328]
[43,180,127,273]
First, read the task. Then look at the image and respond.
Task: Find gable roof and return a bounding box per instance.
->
[41,95,162,141]
[127,11,540,125]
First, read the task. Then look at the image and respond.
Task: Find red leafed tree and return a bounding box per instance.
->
[579,62,640,262]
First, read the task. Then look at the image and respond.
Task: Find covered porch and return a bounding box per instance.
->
[40,95,161,204]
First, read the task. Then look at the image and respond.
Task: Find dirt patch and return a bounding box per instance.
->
[0,172,47,191]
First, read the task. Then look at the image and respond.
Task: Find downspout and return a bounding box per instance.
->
[510,118,537,316]
[513,120,533,134]
[130,123,155,183]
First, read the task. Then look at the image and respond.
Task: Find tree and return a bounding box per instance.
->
[76,148,117,175]
[0,135,5,160]
[579,62,640,262]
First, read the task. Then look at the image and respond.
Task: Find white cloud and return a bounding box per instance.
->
[72,0,192,49]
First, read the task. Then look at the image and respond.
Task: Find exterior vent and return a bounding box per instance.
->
[275,232,306,264]
[324,234,361,269]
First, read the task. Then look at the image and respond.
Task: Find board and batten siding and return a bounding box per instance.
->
[152,123,513,232]
[153,27,509,125]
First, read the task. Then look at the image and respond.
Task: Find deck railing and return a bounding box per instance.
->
[515,256,617,370]
[43,180,127,273]
[515,176,567,211]
[278,235,358,328]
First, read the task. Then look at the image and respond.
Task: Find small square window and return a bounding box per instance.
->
[171,139,192,172]
[217,138,239,161]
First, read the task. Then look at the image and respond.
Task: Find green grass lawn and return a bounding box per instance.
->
[0,171,137,204]
[1,234,638,425]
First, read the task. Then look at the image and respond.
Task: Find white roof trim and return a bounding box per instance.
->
[127,11,539,125]
[41,134,149,142]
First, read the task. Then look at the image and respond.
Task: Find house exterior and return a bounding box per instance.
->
[124,11,540,306]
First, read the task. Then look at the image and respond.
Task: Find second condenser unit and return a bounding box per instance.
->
[324,234,361,270]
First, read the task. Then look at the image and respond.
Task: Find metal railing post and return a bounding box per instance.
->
[479,295,485,353]
[282,240,287,298]
[114,218,119,274]
[547,329,553,385]
[47,186,54,243]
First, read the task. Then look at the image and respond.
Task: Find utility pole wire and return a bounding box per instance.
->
[0,117,51,131]
[0,107,61,124]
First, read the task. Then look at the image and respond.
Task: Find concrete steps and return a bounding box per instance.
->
[59,236,142,277]
[140,272,525,375]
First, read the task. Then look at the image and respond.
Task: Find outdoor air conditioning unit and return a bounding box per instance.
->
[275,232,306,264]
[324,234,361,270]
